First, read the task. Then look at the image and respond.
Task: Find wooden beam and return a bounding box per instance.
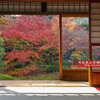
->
[62,69,88,81]
[62,14,89,17]
[59,14,63,80]
[90,0,100,2]
[91,43,100,46]
[0,12,89,15]
[89,1,92,86]
[0,0,89,2]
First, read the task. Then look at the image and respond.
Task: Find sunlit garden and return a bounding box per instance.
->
[0,15,60,80]
[62,17,89,69]
[0,15,99,80]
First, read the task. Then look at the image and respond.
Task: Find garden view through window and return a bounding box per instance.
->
[92,46,100,71]
[62,17,89,69]
[0,15,89,80]
[0,15,60,80]
[92,46,100,60]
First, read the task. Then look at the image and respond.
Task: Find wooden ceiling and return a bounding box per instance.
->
[0,0,99,2]
[0,0,89,2]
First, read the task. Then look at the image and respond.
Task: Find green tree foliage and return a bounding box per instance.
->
[0,33,6,71]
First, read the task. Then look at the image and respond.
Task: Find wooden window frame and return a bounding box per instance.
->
[60,14,89,80]
[0,0,91,84]
[0,12,90,81]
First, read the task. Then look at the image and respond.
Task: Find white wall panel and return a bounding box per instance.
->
[91,15,100,20]
[91,38,100,43]
[91,9,100,14]
[91,32,100,37]
[91,26,100,32]
[91,21,100,26]
[91,3,100,8]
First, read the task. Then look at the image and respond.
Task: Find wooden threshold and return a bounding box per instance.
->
[0,80,89,87]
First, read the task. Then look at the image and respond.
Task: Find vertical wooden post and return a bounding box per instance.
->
[89,0,92,86]
[59,14,62,80]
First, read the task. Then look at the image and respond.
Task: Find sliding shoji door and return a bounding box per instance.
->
[90,2,100,86]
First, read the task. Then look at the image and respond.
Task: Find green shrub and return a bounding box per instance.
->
[0,73,18,80]
[46,65,59,73]
[0,73,59,80]
[15,74,59,80]
[32,74,59,80]
[62,60,71,67]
